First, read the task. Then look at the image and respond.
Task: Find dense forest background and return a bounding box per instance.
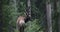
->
[0,0,60,32]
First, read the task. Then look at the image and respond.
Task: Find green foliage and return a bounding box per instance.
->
[25,19,43,32]
[2,0,46,32]
[2,0,60,32]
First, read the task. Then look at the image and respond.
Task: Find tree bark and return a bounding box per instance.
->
[45,0,52,32]
[0,0,3,32]
[58,14,60,32]
[54,0,59,32]
[56,0,60,32]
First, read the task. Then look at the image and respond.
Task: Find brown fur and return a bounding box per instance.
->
[16,16,26,32]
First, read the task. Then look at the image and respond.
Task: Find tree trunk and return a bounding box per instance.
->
[58,14,60,32]
[56,0,60,32]
[45,0,52,32]
[54,0,59,32]
[0,0,3,32]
